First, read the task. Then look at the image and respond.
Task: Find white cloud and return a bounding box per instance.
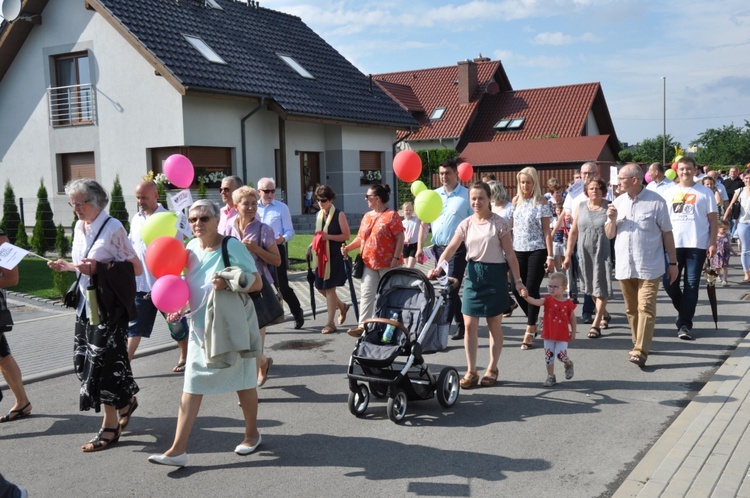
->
[531,31,600,46]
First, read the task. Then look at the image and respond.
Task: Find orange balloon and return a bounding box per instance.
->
[393,150,422,183]
[146,236,187,278]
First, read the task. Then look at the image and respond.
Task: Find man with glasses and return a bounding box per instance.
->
[416,159,472,340]
[257,177,305,329]
[660,156,718,341]
[563,162,613,323]
[606,164,677,366]
[218,175,243,235]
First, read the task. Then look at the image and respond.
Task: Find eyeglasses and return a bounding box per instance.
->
[188,215,211,224]
[68,200,89,208]
[219,187,232,193]
[259,189,275,194]
[617,176,635,182]
[317,198,329,203]
[365,194,378,199]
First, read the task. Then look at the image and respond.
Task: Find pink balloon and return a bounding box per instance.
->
[458,162,474,182]
[393,150,422,183]
[644,172,652,183]
[163,154,195,188]
[151,275,189,313]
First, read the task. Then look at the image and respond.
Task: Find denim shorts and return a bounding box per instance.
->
[128,292,188,341]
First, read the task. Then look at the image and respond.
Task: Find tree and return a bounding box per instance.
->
[30,179,56,255]
[110,174,130,232]
[0,180,21,243]
[691,121,750,167]
[15,222,30,250]
[197,177,208,200]
[628,135,681,165]
[54,223,70,258]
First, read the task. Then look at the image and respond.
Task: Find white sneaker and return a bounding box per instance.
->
[543,374,557,387]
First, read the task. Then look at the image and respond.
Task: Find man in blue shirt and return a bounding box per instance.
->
[257,177,305,329]
[417,160,473,340]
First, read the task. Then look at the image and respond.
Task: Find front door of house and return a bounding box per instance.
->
[300,152,320,214]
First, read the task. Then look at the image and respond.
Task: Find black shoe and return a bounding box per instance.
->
[450,327,465,341]
[293,311,304,330]
[582,313,593,324]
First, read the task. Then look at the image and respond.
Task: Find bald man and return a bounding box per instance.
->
[127,181,189,372]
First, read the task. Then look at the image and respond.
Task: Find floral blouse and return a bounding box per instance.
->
[359,209,404,270]
[512,197,553,252]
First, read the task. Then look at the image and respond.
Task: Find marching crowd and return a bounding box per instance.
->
[1,157,749,478]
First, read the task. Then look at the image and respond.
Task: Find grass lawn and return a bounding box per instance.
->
[11,233,358,299]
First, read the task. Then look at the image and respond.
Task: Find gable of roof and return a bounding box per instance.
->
[374,60,511,141]
[0,0,48,82]
[25,0,414,129]
[460,82,620,153]
[461,135,613,167]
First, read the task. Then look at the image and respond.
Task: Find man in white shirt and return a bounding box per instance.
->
[257,178,304,329]
[645,162,674,193]
[127,181,189,371]
[606,164,677,367]
[661,157,718,340]
[218,175,243,235]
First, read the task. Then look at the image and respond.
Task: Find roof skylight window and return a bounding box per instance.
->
[494,117,525,132]
[184,35,226,64]
[430,107,446,121]
[205,0,224,10]
[508,118,526,129]
[278,54,314,79]
[493,119,511,130]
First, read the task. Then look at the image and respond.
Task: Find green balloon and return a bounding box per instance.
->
[665,169,677,180]
[414,190,443,224]
[142,211,179,246]
[411,180,427,197]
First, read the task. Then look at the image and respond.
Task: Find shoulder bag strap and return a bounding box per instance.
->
[73,217,112,287]
[221,235,235,269]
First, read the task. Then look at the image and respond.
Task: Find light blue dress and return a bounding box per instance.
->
[183,236,259,395]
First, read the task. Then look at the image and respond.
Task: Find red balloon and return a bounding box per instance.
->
[457,162,474,182]
[146,236,187,278]
[671,162,678,171]
[393,150,422,183]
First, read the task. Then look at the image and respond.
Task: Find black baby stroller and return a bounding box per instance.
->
[346,268,460,423]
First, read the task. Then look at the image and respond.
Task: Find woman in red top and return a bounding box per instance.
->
[342,184,404,337]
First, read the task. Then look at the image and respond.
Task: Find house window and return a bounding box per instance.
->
[59,152,96,191]
[430,107,446,121]
[494,117,525,132]
[360,151,383,185]
[493,119,511,130]
[508,117,526,129]
[184,35,227,64]
[50,52,95,126]
[151,146,232,188]
[277,54,314,79]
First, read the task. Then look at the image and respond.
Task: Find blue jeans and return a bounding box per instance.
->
[737,222,750,272]
[434,243,467,329]
[663,247,707,331]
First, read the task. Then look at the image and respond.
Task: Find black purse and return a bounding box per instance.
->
[352,254,365,279]
[0,295,13,333]
[62,218,111,309]
[222,236,285,329]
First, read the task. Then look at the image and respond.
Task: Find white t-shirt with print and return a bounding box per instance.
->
[661,183,717,249]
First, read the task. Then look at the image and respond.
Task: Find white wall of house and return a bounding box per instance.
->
[586,110,600,136]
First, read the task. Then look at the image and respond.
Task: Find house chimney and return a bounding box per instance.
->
[473,53,491,63]
[457,60,477,105]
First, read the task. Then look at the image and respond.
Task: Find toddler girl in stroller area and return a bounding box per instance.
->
[520,272,576,387]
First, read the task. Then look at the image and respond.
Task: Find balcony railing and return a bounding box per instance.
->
[47,83,96,127]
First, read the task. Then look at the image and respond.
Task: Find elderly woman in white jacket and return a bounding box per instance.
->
[148,200,263,468]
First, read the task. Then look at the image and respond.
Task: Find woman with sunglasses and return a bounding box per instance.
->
[342,184,404,337]
[149,200,264,467]
[48,178,142,452]
[308,185,351,334]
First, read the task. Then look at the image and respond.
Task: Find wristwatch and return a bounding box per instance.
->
[669,262,677,266]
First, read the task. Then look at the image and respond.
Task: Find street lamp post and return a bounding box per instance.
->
[662,76,666,166]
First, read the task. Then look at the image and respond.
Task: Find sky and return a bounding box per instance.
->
[259,0,750,150]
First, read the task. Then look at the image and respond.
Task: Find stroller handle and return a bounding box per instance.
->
[428,275,459,291]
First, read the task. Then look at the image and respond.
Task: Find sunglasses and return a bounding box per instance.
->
[219,187,232,193]
[317,198,329,203]
[188,215,211,224]
[259,189,275,194]
[365,194,379,199]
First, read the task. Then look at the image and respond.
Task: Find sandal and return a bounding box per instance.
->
[588,327,602,339]
[118,397,138,429]
[258,357,273,387]
[460,371,479,389]
[172,361,187,373]
[322,325,337,334]
[600,315,611,329]
[520,332,535,350]
[82,425,121,452]
[338,304,350,325]
[480,369,499,387]
[629,353,646,367]
[0,402,32,423]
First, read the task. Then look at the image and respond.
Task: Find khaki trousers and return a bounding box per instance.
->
[619,277,661,358]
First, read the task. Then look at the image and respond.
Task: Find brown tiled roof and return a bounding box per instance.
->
[460,82,620,152]
[461,135,612,167]
[374,60,511,141]
[376,80,424,113]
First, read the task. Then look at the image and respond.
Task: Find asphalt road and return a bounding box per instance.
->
[1,268,749,497]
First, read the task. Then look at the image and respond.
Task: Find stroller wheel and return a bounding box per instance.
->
[369,382,388,399]
[387,389,408,423]
[437,367,460,408]
[348,384,370,417]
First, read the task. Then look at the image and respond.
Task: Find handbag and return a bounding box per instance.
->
[62,218,112,309]
[352,254,365,279]
[0,296,13,333]
[222,236,285,329]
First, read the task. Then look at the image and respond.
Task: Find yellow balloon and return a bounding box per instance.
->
[665,169,677,180]
[142,212,179,246]
[411,180,427,197]
[414,190,443,224]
